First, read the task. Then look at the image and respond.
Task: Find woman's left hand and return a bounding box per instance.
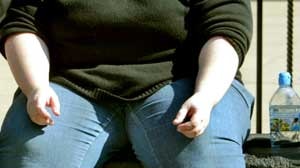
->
[173,92,214,138]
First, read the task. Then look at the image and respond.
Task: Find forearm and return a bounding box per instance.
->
[194,36,239,105]
[5,33,50,97]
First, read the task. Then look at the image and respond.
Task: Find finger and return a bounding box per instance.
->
[29,111,46,126]
[177,109,201,129]
[36,96,54,124]
[27,101,49,126]
[179,123,205,138]
[177,121,195,132]
[37,106,54,125]
[180,127,205,138]
[30,112,52,126]
[178,120,207,138]
[173,106,189,125]
[49,94,60,116]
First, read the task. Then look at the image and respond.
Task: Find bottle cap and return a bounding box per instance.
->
[278,71,291,86]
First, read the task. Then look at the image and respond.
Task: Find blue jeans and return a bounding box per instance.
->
[0,78,254,168]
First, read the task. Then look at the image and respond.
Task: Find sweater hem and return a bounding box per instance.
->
[51,77,172,102]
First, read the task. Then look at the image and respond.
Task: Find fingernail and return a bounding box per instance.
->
[46,119,53,125]
[55,111,60,116]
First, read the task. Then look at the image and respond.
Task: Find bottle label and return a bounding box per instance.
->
[270,105,300,144]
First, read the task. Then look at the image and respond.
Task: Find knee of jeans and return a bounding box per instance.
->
[0,127,46,164]
[0,92,44,151]
[1,114,45,149]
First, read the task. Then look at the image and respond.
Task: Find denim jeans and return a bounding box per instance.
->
[0,78,254,168]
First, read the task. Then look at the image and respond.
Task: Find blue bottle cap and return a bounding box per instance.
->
[279,72,291,86]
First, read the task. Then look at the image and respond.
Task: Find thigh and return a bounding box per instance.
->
[0,83,125,168]
[126,78,254,168]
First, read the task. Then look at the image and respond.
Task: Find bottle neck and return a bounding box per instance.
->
[279,84,291,88]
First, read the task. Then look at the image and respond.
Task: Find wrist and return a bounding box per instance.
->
[193,91,218,107]
[24,84,50,99]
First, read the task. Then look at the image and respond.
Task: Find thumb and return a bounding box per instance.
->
[173,105,189,125]
[47,92,60,116]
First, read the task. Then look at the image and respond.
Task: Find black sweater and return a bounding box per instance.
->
[0,0,252,101]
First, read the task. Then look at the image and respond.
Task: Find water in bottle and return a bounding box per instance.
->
[269,72,300,148]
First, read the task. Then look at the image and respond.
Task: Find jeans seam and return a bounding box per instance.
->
[125,103,163,168]
[230,81,253,147]
[77,130,101,168]
[231,80,254,109]
[78,110,118,168]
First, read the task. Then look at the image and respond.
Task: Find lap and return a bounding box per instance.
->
[0,79,254,168]
[126,78,254,168]
[0,83,127,168]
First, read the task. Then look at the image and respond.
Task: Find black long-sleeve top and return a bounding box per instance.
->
[0,0,252,101]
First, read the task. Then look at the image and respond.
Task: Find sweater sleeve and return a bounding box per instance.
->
[0,0,42,57]
[182,0,253,67]
[0,0,11,23]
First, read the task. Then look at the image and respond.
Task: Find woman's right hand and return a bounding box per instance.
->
[4,33,58,126]
[26,86,60,126]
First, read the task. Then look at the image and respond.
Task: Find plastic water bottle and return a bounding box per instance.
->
[269,72,300,148]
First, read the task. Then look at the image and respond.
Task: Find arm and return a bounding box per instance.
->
[5,33,60,125]
[1,1,59,125]
[6,33,50,97]
[173,36,239,138]
[194,36,239,106]
[174,0,253,138]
